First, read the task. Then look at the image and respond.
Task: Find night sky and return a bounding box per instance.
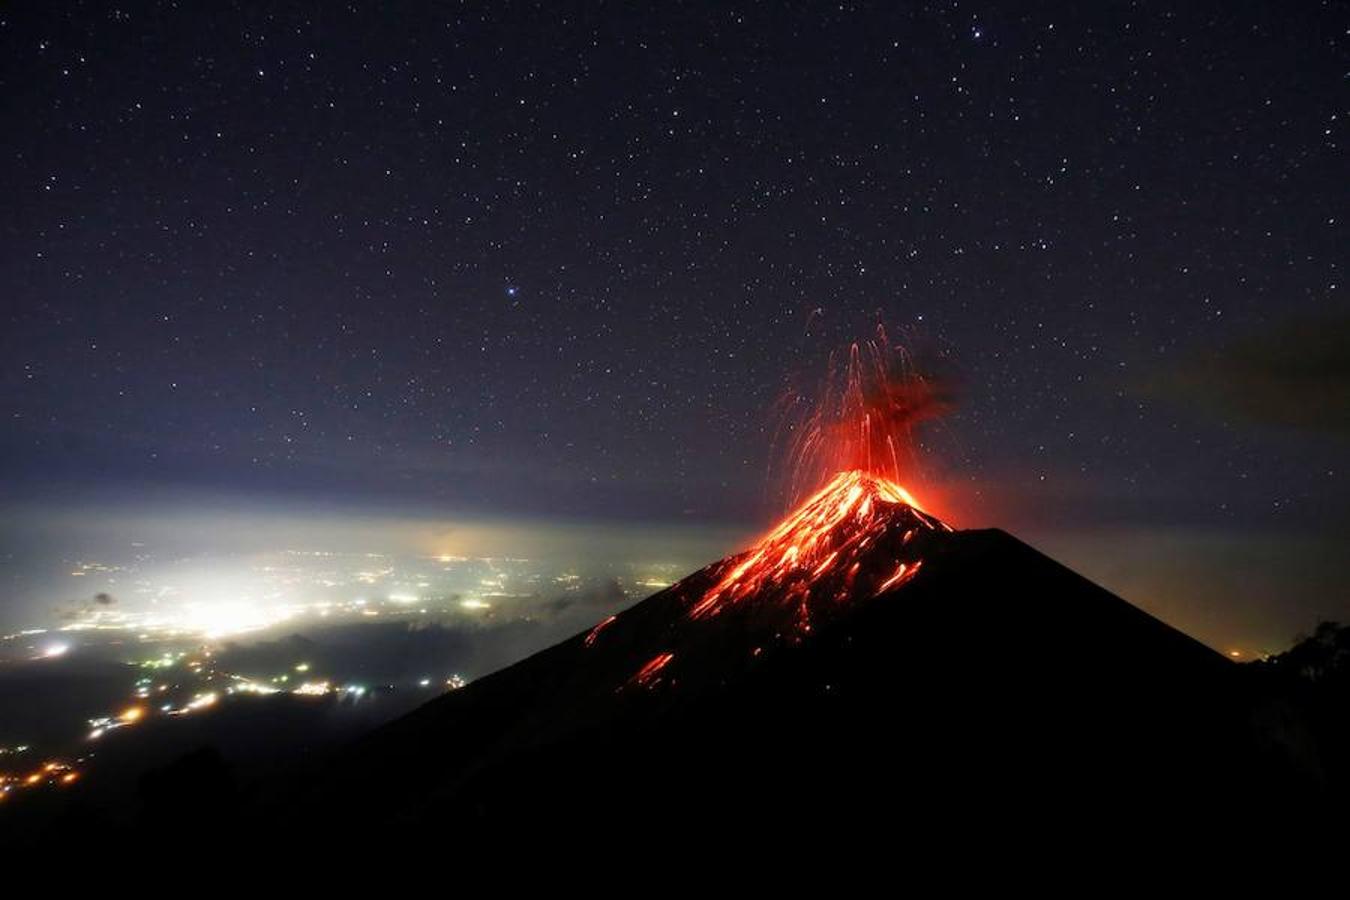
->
[1,2,1346,650]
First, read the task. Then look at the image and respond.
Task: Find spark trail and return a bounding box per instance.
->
[689,469,948,624]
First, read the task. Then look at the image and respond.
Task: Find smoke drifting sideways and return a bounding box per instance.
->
[772,326,959,508]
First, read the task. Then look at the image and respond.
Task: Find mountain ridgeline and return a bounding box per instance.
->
[276,472,1322,846]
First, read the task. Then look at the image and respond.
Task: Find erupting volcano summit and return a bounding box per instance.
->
[253,340,1306,848]
[581,466,951,693]
[688,469,947,624]
[289,477,1285,845]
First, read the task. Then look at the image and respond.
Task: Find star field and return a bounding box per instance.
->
[1,0,1345,558]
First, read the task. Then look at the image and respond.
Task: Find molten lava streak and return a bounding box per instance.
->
[689,469,948,624]
[599,332,956,687]
[622,652,675,691]
[777,325,954,506]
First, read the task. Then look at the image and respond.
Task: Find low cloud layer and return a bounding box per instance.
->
[1144,315,1350,435]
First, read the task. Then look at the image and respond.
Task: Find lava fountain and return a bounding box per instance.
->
[688,469,949,625]
[776,324,954,506]
[687,328,956,628]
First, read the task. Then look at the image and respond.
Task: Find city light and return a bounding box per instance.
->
[0,548,670,810]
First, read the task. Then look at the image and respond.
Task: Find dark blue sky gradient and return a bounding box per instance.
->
[1,2,1346,649]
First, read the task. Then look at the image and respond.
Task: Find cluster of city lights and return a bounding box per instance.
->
[0,550,682,810]
[4,551,683,649]
[0,759,80,803]
[0,637,474,812]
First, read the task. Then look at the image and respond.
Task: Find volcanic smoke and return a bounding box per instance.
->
[776,324,955,508]
[684,328,955,628]
[588,328,957,685]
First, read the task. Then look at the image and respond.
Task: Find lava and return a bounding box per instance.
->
[602,331,955,688]
[776,325,954,506]
[628,652,675,689]
[585,615,617,647]
[688,469,946,623]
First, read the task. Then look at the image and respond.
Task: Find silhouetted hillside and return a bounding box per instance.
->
[15,476,1337,855]
[274,523,1319,850]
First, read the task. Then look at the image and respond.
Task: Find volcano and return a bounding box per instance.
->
[266,470,1310,849]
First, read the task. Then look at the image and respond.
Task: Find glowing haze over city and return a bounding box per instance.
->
[1,1,1346,821]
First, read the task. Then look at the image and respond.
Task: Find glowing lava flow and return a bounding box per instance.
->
[585,615,617,647]
[688,470,947,624]
[628,652,675,689]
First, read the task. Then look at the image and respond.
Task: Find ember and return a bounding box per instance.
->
[689,469,946,624]
[777,325,955,506]
[628,652,675,689]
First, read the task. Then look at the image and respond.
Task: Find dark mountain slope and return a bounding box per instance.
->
[286,513,1306,846]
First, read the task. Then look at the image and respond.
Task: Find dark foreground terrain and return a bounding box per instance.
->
[9,526,1344,857]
